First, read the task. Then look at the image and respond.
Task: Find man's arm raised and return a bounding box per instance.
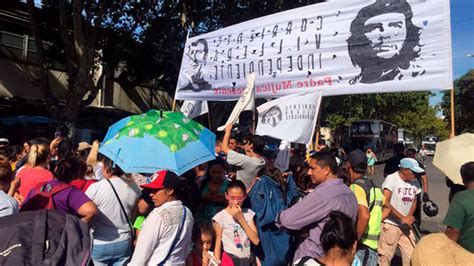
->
[221,124,233,154]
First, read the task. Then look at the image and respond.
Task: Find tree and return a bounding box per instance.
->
[24,0,324,128]
[442,69,474,134]
[25,0,158,125]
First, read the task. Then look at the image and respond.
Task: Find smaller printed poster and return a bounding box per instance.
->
[256,91,323,144]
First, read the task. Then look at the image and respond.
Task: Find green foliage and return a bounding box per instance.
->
[442,69,474,134]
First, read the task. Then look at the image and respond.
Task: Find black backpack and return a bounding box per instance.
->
[353,177,380,212]
[0,209,91,265]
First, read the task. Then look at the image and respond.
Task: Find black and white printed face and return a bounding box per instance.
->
[262,107,282,127]
[364,13,407,59]
[189,42,207,69]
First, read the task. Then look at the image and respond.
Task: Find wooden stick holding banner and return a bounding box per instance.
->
[173,31,190,112]
[450,88,455,138]
[252,106,256,134]
[171,98,177,111]
[207,110,212,130]
[314,98,324,151]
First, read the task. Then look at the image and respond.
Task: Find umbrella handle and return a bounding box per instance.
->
[112,148,122,169]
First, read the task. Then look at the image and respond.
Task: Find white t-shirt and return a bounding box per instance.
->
[129,201,194,265]
[85,176,140,244]
[0,191,18,217]
[212,208,255,259]
[226,150,265,189]
[382,171,421,226]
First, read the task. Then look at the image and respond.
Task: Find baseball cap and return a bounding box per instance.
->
[0,138,9,143]
[140,170,180,190]
[77,141,91,151]
[399,158,424,173]
[346,149,368,173]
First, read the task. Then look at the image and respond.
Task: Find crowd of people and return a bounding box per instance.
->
[0,124,473,266]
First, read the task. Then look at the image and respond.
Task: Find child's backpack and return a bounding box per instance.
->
[0,209,91,265]
[20,182,73,211]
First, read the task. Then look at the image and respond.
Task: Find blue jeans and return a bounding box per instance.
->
[354,247,378,266]
[92,240,131,266]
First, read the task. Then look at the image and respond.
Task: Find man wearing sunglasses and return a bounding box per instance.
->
[378,158,424,266]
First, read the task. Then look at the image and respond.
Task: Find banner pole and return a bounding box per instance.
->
[171,98,177,112]
[252,110,256,134]
[450,88,455,138]
[207,110,212,130]
[314,98,324,151]
[172,31,189,113]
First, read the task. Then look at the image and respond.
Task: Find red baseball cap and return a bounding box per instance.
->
[140,170,180,190]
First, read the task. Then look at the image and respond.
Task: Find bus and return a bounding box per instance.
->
[421,134,438,156]
[349,120,398,161]
[397,128,415,148]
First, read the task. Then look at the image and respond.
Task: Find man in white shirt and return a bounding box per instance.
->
[221,125,265,191]
[378,158,424,266]
[129,170,194,265]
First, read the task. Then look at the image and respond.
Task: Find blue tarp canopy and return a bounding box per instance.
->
[0,115,56,125]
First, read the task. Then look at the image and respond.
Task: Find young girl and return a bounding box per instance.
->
[186,222,219,266]
[197,158,229,222]
[366,148,377,175]
[212,180,260,266]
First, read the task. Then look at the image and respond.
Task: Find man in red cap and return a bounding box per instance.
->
[130,170,194,265]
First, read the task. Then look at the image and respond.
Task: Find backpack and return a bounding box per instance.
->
[20,182,73,212]
[353,177,380,212]
[0,209,91,265]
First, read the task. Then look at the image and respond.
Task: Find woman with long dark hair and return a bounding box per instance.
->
[129,170,194,265]
[249,166,300,265]
[196,158,229,222]
[297,211,358,266]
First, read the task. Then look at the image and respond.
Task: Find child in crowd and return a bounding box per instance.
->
[186,222,220,266]
[212,180,260,266]
[366,148,377,175]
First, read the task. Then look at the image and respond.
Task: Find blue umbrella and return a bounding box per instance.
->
[99,110,216,175]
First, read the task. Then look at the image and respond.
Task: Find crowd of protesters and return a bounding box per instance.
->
[0,125,473,266]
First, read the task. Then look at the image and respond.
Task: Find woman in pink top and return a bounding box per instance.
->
[9,143,54,203]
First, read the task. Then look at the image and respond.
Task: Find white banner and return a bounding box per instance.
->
[175,0,452,101]
[181,100,209,118]
[217,73,256,131]
[256,91,323,144]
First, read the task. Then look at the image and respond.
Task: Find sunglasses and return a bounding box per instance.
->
[228,195,246,201]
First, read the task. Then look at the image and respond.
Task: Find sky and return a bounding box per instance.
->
[430,0,474,107]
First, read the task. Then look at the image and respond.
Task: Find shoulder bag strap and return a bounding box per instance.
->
[106,178,136,239]
[354,178,376,212]
[158,206,187,266]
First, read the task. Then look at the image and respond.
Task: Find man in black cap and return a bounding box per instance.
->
[383,143,405,177]
[346,150,384,266]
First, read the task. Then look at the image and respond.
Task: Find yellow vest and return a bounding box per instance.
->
[351,178,384,250]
